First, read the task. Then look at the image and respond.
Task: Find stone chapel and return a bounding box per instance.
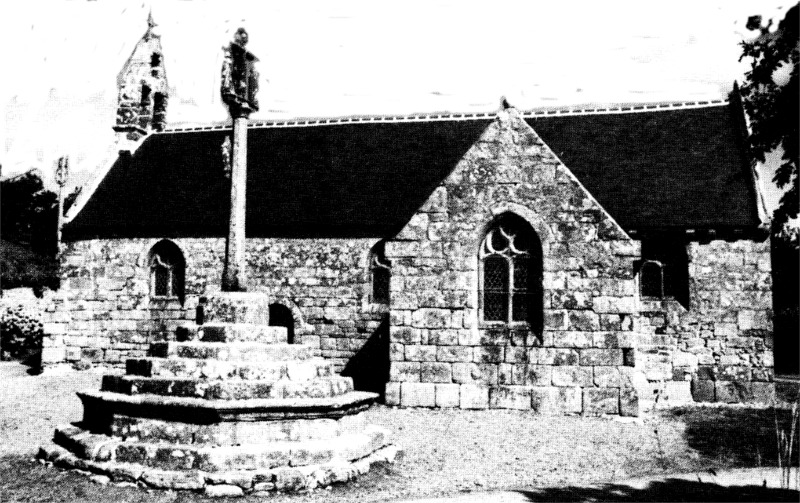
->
[40,18,777,415]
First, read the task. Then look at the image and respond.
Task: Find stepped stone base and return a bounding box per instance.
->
[40,292,398,494]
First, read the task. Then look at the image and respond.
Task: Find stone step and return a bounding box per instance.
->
[149,342,313,361]
[101,375,354,400]
[110,412,368,445]
[54,423,389,472]
[40,440,400,493]
[78,390,378,424]
[175,323,288,344]
[126,357,335,382]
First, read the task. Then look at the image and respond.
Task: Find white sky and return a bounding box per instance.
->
[0,0,789,208]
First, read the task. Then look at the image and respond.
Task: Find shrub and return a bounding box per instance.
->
[0,305,44,359]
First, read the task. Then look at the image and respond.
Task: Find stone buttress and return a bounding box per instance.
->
[38,293,398,495]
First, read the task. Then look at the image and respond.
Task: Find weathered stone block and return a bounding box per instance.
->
[436,346,472,363]
[390,327,421,344]
[536,348,579,365]
[81,347,104,362]
[473,346,504,363]
[459,384,489,409]
[554,331,593,348]
[435,384,460,407]
[551,366,593,387]
[714,323,738,338]
[531,386,582,415]
[400,382,436,407]
[41,346,66,363]
[750,382,776,403]
[490,386,532,410]
[579,349,623,366]
[421,362,452,383]
[412,309,451,329]
[404,345,437,362]
[384,382,400,406]
[205,484,244,498]
[715,381,753,403]
[619,386,639,417]
[512,364,551,386]
[390,362,420,383]
[593,367,621,387]
[425,329,457,346]
[543,310,567,330]
[583,388,619,415]
[717,366,751,382]
[568,311,600,331]
[65,346,82,362]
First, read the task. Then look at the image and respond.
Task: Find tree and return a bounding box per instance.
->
[739,3,799,245]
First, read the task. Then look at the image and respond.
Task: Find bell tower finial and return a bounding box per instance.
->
[113,11,169,148]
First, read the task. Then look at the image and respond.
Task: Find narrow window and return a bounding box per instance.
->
[148,240,185,303]
[480,213,542,333]
[640,260,665,298]
[637,236,690,307]
[140,84,151,107]
[370,241,391,304]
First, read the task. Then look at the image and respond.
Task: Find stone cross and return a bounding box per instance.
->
[220,28,259,292]
[55,155,69,253]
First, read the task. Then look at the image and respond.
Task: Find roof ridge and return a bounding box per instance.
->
[160,99,728,133]
[521,99,728,118]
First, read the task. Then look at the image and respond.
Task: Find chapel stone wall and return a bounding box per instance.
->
[383,110,645,414]
[635,239,774,404]
[42,237,385,372]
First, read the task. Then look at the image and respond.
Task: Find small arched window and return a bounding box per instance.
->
[637,237,690,308]
[148,240,185,303]
[640,260,665,298]
[370,241,391,304]
[480,213,542,333]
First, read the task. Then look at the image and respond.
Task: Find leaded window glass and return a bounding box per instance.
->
[480,214,542,330]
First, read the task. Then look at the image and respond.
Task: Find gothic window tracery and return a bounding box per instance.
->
[480,214,542,333]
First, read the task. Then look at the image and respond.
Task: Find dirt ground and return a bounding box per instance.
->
[0,361,797,502]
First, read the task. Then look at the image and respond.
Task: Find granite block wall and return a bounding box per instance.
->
[382,109,644,414]
[42,237,386,372]
[635,239,774,404]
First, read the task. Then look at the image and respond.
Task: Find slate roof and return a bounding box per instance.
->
[526,101,760,232]
[64,101,761,241]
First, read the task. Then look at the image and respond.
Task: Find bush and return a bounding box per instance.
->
[0,306,44,359]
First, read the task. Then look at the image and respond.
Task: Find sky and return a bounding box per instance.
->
[0,0,790,210]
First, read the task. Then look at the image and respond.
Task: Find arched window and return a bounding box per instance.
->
[370,241,391,304]
[269,303,295,344]
[480,213,542,333]
[148,240,185,303]
[640,260,665,298]
[637,236,690,308]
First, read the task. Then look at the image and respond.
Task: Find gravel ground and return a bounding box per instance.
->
[0,361,793,502]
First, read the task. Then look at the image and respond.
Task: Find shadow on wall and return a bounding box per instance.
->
[341,317,389,401]
[519,479,798,502]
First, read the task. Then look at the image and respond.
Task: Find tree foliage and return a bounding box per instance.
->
[739,3,799,244]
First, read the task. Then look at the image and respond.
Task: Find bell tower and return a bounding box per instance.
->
[114,12,169,148]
